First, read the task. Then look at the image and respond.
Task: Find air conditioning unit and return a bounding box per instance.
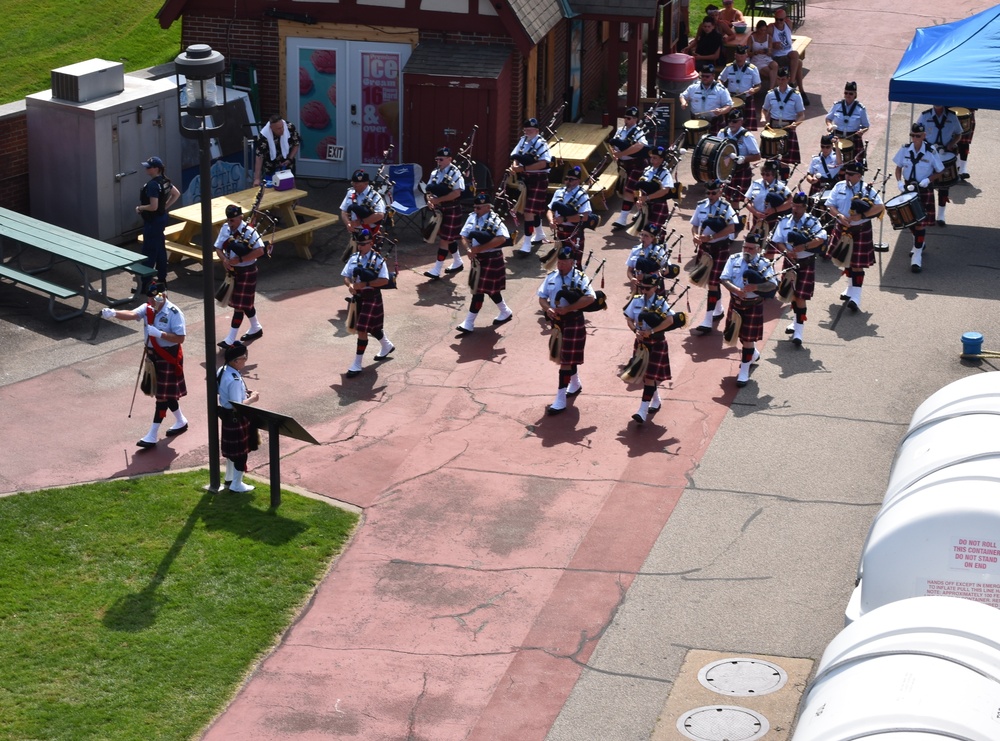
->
[51,59,125,103]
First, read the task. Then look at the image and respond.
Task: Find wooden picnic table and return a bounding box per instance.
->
[148,186,339,263]
[547,123,620,211]
[0,207,154,320]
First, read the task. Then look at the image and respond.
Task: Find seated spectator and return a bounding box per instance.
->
[684,17,725,66]
[748,20,778,90]
[768,9,809,104]
[716,0,746,40]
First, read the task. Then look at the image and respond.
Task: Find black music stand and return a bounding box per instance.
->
[232,402,319,508]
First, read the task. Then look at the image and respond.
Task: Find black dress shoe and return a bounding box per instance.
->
[960,173,971,180]
[345,369,363,378]
[456,325,473,334]
[735,378,748,388]
[492,314,513,326]
[911,263,923,274]
[241,328,263,342]
[444,264,464,274]
[566,386,582,398]
[218,340,234,350]
[165,423,188,437]
[514,250,531,258]
[792,337,803,347]
[937,219,946,227]
[374,344,395,360]
[545,405,566,416]
[649,404,661,415]
[848,299,860,312]
[802,92,811,106]
[611,222,628,231]
[136,439,157,449]
[423,271,441,280]
[631,412,646,424]
[785,325,795,335]
[691,325,713,336]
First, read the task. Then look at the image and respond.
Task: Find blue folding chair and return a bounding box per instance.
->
[387,163,426,238]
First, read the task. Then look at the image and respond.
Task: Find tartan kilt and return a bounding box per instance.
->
[831,221,875,270]
[699,239,731,290]
[520,171,550,214]
[784,255,816,300]
[148,346,186,402]
[229,263,258,312]
[707,114,727,136]
[913,185,936,227]
[220,408,251,460]
[437,204,464,242]
[472,249,506,294]
[556,223,586,253]
[557,311,588,365]
[354,289,385,334]
[781,128,801,165]
[728,164,753,204]
[621,159,647,193]
[730,297,765,343]
[637,337,671,382]
[742,96,759,132]
[647,198,672,227]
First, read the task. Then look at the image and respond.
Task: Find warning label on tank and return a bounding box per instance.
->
[950,537,1000,573]
[923,579,1000,609]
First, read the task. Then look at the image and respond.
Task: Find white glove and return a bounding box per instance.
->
[101,308,115,319]
[919,177,930,189]
[736,156,746,165]
[146,325,163,339]
[897,180,906,192]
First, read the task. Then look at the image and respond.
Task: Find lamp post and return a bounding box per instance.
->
[175,44,227,492]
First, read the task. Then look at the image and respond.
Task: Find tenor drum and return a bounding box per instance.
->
[936,152,959,189]
[950,106,973,133]
[760,127,788,158]
[684,119,710,148]
[690,136,738,184]
[884,192,925,230]
[837,137,854,162]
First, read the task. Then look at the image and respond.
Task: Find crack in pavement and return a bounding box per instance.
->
[430,588,514,637]
[406,672,428,741]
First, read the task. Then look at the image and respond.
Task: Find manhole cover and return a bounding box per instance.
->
[677,706,769,741]
[697,657,788,696]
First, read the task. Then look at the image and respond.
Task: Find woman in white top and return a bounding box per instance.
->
[748,20,777,90]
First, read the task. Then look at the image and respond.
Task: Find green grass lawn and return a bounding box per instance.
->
[1,0,182,105]
[0,472,358,740]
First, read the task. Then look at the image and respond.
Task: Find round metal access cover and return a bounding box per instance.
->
[677,705,769,741]
[697,657,788,696]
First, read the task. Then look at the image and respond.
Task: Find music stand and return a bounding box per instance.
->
[232,402,319,508]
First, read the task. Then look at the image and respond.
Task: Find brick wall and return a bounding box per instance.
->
[182,15,281,118]
[0,105,29,213]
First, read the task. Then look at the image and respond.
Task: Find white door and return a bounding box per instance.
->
[115,104,161,235]
[287,38,409,179]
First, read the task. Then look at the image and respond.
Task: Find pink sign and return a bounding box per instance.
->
[361,52,401,164]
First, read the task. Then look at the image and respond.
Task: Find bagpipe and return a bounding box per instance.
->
[421,168,458,245]
[215,182,274,306]
[742,253,779,299]
[620,285,689,384]
[547,254,607,363]
[372,145,395,203]
[454,124,480,194]
[466,216,505,292]
[606,98,663,160]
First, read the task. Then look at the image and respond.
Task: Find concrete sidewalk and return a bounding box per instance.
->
[1,2,997,739]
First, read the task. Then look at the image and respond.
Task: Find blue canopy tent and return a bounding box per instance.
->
[889,4,1000,108]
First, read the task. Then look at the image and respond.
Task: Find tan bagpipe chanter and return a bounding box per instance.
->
[620,284,689,384]
[547,255,607,363]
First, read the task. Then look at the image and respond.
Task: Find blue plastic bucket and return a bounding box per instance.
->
[962,332,984,355]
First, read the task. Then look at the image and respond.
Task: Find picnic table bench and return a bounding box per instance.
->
[0,207,154,321]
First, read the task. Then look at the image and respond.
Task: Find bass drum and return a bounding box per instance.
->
[884,192,925,230]
[690,136,738,184]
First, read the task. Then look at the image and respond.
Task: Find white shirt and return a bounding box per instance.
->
[762,86,804,125]
[825,99,870,134]
[510,135,552,172]
[339,185,387,215]
[721,127,760,157]
[537,268,597,308]
[720,251,776,297]
[141,299,185,348]
[548,185,593,215]
[460,210,510,249]
[217,364,249,410]
[681,81,733,118]
[744,179,791,212]
[825,179,883,226]
[808,151,842,181]
[623,292,675,330]
[341,249,389,282]
[892,143,944,183]
[690,198,739,242]
[214,220,265,267]
[720,62,761,95]
[771,212,828,258]
[426,163,466,195]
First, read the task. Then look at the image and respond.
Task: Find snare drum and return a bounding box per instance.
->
[690,136,738,184]
[760,127,788,158]
[936,152,959,189]
[684,119,710,148]
[884,191,925,230]
[950,106,973,134]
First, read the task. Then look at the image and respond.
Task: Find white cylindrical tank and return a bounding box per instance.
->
[907,372,1000,432]
[847,457,1000,622]
[794,596,1000,741]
